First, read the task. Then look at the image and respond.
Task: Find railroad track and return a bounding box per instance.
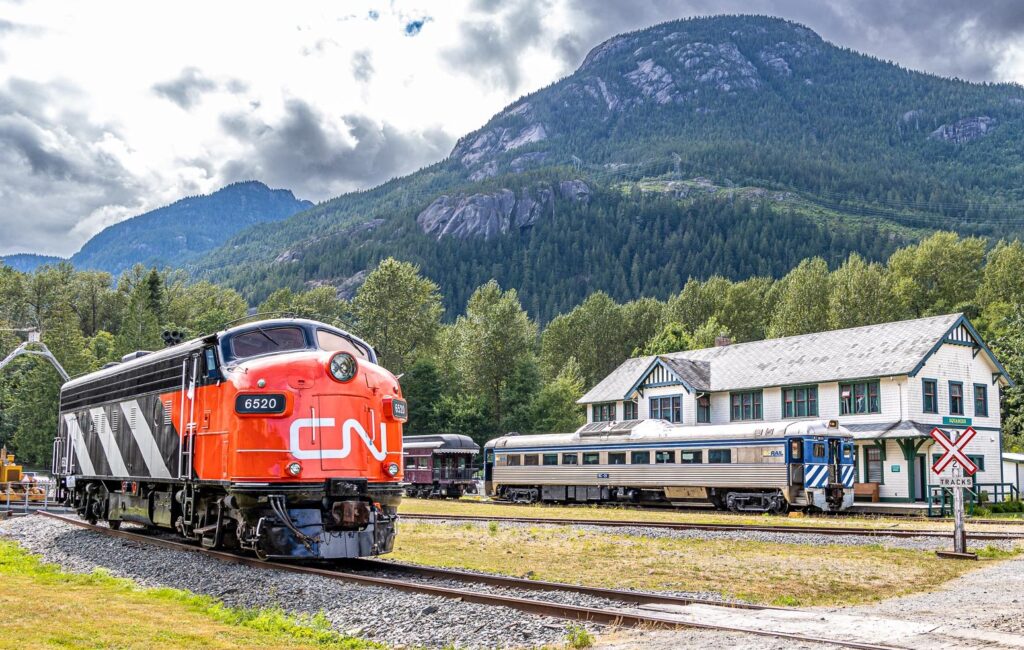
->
[399,512,1024,540]
[34,511,904,650]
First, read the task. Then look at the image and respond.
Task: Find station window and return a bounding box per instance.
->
[523,454,539,466]
[974,384,988,417]
[840,380,880,415]
[623,400,638,420]
[655,450,675,464]
[608,452,626,465]
[680,450,702,464]
[697,395,711,423]
[507,455,521,466]
[968,454,986,472]
[949,381,964,416]
[542,453,559,466]
[782,386,818,418]
[592,402,616,422]
[922,379,938,414]
[866,447,883,483]
[582,452,600,465]
[650,395,682,423]
[708,449,732,464]
[562,453,578,465]
[631,451,651,464]
[730,390,763,421]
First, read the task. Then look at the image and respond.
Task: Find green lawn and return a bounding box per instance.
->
[0,541,379,650]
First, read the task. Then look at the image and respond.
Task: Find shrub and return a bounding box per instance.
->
[565,624,594,649]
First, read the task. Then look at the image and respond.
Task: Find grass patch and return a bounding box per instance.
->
[565,624,594,648]
[399,498,1023,533]
[0,540,379,649]
[392,520,1005,607]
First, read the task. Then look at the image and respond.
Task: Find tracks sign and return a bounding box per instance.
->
[930,426,978,476]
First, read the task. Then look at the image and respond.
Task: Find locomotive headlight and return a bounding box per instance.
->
[328,352,357,382]
[385,462,400,477]
[286,461,302,476]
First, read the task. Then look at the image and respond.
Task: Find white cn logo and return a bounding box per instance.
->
[289,418,388,461]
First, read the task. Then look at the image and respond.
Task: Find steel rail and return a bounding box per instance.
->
[35,511,900,650]
[399,513,1024,540]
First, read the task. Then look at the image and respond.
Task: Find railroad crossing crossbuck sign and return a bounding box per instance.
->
[930,426,978,476]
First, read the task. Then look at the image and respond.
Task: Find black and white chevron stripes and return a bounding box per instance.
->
[60,394,180,479]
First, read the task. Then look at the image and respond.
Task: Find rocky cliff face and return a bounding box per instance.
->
[929,116,996,144]
[416,181,590,240]
[448,19,823,178]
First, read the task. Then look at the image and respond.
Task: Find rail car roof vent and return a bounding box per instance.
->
[101,361,121,369]
[121,350,151,363]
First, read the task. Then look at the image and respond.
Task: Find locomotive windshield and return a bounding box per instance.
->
[317,329,371,361]
[229,326,307,359]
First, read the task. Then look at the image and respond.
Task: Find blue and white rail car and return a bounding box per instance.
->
[483,419,854,513]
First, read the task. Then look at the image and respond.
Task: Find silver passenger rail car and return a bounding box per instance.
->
[483,419,855,513]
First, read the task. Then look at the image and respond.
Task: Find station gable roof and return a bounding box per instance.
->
[579,313,1010,404]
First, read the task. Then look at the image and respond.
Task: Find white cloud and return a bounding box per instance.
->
[1,0,1022,257]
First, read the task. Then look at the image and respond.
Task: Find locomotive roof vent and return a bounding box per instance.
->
[120,350,152,363]
[101,361,121,369]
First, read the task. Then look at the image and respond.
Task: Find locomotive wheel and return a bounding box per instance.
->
[107,520,121,530]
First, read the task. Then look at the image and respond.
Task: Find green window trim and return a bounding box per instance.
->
[696,394,711,423]
[729,390,763,421]
[782,385,818,418]
[649,394,683,423]
[922,378,938,414]
[839,379,881,415]
[623,400,638,420]
[592,402,617,422]
[973,383,988,417]
[948,381,964,416]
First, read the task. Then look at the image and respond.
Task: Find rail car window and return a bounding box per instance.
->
[506,454,521,466]
[812,443,826,458]
[582,452,600,465]
[562,453,578,465]
[708,449,732,464]
[789,439,802,461]
[316,330,371,361]
[655,450,675,463]
[680,451,702,464]
[524,454,539,466]
[631,451,651,464]
[608,452,626,465]
[229,327,307,359]
[543,453,559,466]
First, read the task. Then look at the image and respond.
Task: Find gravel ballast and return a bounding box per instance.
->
[0,515,598,649]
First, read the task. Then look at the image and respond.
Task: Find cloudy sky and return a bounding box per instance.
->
[2,0,1024,257]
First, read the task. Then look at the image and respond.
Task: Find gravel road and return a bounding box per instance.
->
[0,515,596,649]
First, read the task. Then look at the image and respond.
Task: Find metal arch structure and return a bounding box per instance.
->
[0,336,70,382]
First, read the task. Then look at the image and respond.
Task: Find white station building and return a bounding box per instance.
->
[578,313,1016,510]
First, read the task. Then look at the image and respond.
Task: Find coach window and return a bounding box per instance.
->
[655,450,675,464]
[789,439,802,461]
[631,450,651,464]
[708,449,732,464]
[608,452,626,465]
[582,452,600,465]
[562,453,578,465]
[543,453,559,466]
[506,454,521,466]
[680,450,702,464]
[316,329,371,361]
[523,454,539,466]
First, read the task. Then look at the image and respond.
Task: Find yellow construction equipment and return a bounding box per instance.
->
[1,447,48,503]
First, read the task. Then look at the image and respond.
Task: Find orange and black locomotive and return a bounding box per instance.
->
[52,318,406,560]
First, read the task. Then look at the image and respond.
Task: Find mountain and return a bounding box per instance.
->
[194,15,1024,321]
[0,254,65,273]
[69,181,312,276]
